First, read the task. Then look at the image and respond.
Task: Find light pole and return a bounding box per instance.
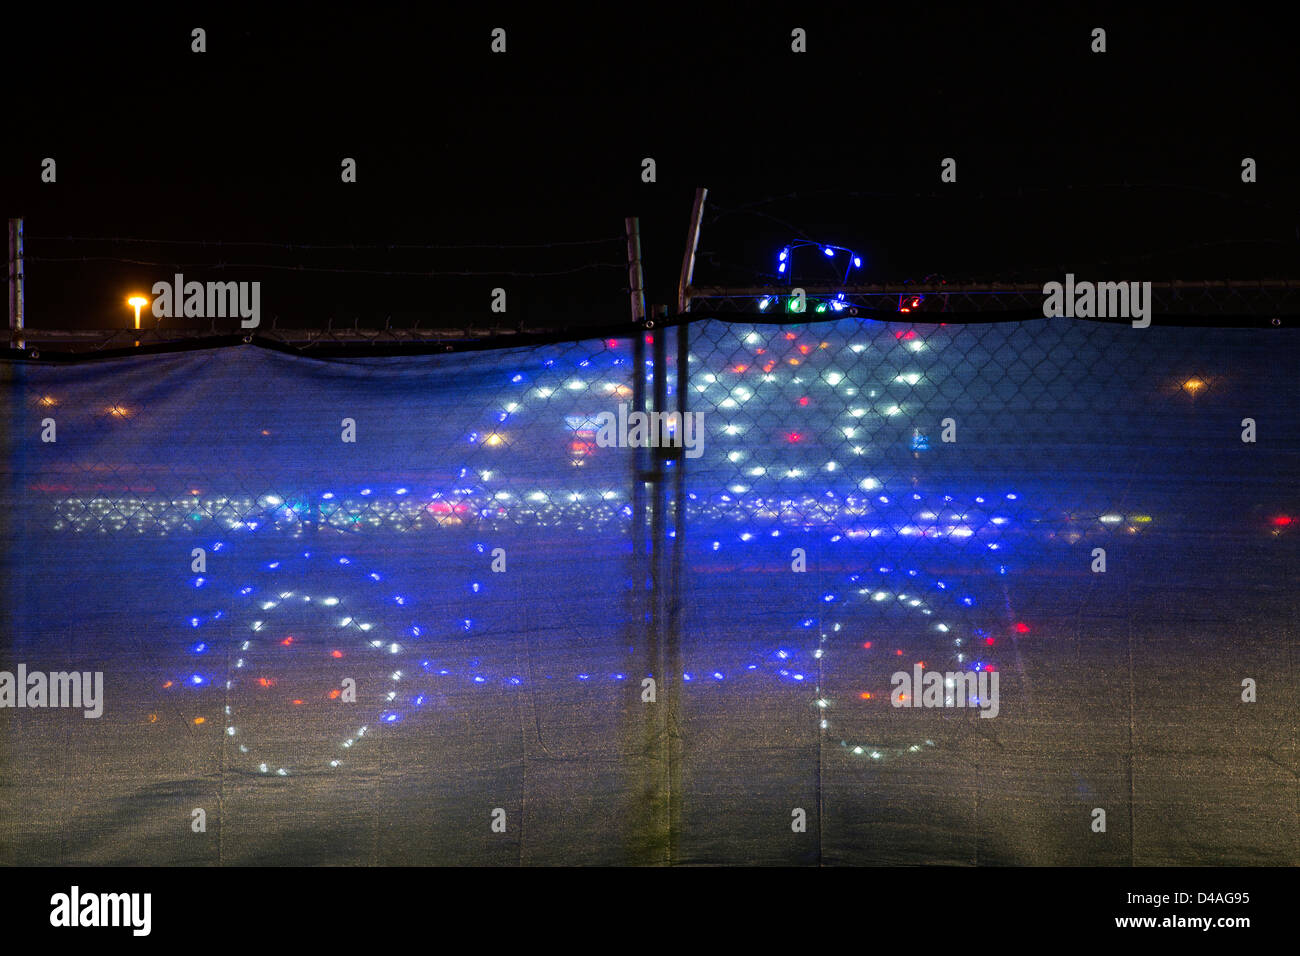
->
[127,295,148,347]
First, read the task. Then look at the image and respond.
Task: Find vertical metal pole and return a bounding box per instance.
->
[8,218,23,351]
[625,217,666,862]
[650,308,671,863]
[666,313,689,862]
[676,188,707,315]
[627,217,647,562]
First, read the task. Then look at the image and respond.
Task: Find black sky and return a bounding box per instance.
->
[4,7,1298,332]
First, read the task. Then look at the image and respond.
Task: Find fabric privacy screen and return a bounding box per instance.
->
[1,317,1296,865]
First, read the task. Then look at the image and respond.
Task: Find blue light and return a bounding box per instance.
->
[414,695,426,706]
[193,577,205,588]
[267,561,280,569]
[509,677,522,685]
[369,572,381,581]
[823,247,834,257]
[853,256,862,267]
[189,617,200,628]
[1006,493,1018,500]
[191,642,207,654]
[239,586,253,595]
[793,673,805,681]
[962,597,974,606]
[713,672,724,681]
[759,297,770,311]
[360,488,372,496]
[473,676,486,684]
[189,674,205,686]
[577,674,590,681]
[683,673,693,682]
[822,593,835,602]
[410,626,421,637]
[778,262,786,274]
[383,713,400,723]
[462,619,472,631]
[779,248,788,261]
[614,673,626,680]
[471,582,481,593]
[438,669,449,676]
[777,650,789,659]
[511,374,523,383]
[396,487,408,495]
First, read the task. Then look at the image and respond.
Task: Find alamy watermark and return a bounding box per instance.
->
[151,273,260,328]
[1042,273,1152,328]
[589,403,705,459]
[891,663,999,718]
[0,664,104,718]
[50,886,151,936]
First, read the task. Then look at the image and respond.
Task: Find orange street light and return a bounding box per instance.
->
[127,295,149,330]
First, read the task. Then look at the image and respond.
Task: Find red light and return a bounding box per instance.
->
[1013,621,1030,634]
[862,641,872,649]
[859,692,872,700]
[785,332,797,340]
[1271,515,1293,527]
[328,688,341,700]
[257,677,275,687]
[606,339,618,348]
[292,699,303,705]
[985,637,995,645]
[895,649,903,656]
[644,334,653,344]
[331,650,343,659]
[733,364,749,373]
[280,636,294,646]
[786,432,803,443]
[798,397,809,407]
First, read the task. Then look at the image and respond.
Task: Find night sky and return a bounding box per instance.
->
[4,8,1299,332]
